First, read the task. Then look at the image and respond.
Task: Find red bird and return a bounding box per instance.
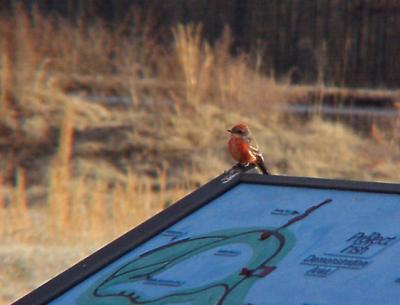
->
[227,123,270,175]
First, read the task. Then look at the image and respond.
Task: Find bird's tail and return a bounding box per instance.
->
[256,156,270,175]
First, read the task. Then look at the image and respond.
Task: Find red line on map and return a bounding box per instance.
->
[280,198,333,229]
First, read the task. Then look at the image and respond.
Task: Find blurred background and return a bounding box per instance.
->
[1,1,399,303]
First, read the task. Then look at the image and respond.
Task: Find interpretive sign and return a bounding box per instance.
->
[13,174,400,305]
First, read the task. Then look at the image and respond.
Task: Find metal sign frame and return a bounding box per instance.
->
[12,173,400,305]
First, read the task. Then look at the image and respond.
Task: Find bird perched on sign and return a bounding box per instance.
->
[227,123,270,175]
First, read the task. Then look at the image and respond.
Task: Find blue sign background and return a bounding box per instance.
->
[48,183,400,305]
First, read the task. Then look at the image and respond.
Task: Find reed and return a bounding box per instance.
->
[172,24,214,108]
[46,103,74,238]
[0,19,14,113]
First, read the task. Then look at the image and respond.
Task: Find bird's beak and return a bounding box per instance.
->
[227,129,232,133]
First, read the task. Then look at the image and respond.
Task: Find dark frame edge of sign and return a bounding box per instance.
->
[12,172,241,305]
[12,173,400,305]
[240,174,400,194]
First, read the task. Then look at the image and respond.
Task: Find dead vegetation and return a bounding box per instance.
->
[0,6,399,305]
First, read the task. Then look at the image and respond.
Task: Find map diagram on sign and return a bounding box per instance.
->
[48,183,400,305]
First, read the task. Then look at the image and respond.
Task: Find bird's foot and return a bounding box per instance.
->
[221,163,255,183]
[221,164,243,183]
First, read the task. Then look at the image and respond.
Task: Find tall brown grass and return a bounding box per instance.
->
[0,5,399,247]
[0,9,214,245]
[0,27,13,112]
[0,99,192,243]
[0,116,185,243]
[172,24,214,108]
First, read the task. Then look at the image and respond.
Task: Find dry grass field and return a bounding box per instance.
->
[1,7,400,304]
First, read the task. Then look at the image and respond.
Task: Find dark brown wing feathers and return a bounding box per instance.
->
[249,142,270,175]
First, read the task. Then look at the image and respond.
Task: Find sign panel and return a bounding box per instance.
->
[13,174,400,305]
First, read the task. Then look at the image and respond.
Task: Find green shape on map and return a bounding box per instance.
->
[77,227,295,305]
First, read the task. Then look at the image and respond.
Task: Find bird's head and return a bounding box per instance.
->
[227,123,251,137]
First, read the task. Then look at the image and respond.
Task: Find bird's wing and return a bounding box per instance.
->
[249,140,269,175]
[249,142,264,160]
